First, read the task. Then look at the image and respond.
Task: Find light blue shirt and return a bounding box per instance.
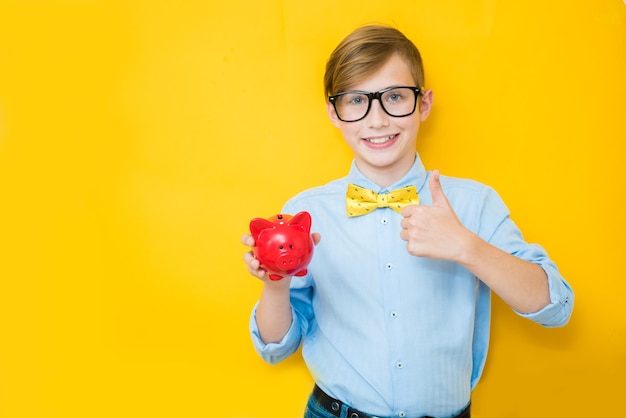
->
[250,154,573,418]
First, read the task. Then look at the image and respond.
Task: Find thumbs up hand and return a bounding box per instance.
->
[400,170,473,261]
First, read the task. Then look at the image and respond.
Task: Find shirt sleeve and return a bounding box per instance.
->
[478,185,574,327]
[515,262,574,327]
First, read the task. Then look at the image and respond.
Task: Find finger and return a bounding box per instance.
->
[241,233,255,247]
[429,169,449,208]
[243,251,256,266]
[243,252,266,277]
[399,228,409,242]
[400,203,419,218]
[312,232,322,245]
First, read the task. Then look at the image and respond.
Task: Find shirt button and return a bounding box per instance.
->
[396,361,403,369]
[399,412,406,417]
[386,263,393,270]
[391,311,398,318]
[381,218,388,225]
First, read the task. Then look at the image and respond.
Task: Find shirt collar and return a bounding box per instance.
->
[345,153,428,194]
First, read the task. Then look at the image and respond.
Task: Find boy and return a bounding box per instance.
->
[242,25,573,418]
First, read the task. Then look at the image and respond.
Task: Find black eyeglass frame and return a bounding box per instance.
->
[328,86,423,122]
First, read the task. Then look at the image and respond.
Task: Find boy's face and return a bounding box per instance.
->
[327,53,432,187]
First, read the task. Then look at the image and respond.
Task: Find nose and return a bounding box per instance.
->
[277,253,299,269]
[366,99,390,128]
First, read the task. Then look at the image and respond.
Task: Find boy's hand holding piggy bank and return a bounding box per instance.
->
[247,211,317,281]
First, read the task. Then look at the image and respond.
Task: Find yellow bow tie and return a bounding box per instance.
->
[346,184,419,217]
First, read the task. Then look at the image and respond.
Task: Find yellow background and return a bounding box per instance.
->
[0,1,624,417]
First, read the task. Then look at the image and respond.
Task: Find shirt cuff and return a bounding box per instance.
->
[249,303,302,364]
[515,264,574,327]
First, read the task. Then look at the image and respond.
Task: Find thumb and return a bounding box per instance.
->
[429,169,449,207]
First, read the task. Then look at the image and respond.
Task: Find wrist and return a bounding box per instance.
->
[262,276,292,292]
[454,228,484,266]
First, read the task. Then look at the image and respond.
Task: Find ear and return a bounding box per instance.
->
[288,211,312,232]
[326,100,341,128]
[418,89,433,122]
[249,218,275,240]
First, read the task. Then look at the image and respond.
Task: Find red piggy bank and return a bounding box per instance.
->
[249,211,314,281]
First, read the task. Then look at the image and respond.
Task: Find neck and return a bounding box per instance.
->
[355,154,416,189]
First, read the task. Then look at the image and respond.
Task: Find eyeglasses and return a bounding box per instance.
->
[328,86,423,122]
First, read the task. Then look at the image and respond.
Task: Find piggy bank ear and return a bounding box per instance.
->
[250,218,275,240]
[288,211,312,232]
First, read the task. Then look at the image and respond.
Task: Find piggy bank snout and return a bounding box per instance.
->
[276,251,300,268]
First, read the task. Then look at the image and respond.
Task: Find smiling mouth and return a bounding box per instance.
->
[364,134,397,144]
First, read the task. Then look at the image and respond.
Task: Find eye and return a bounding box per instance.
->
[384,88,410,104]
[279,245,284,249]
[289,244,294,249]
[342,93,367,106]
[350,96,364,105]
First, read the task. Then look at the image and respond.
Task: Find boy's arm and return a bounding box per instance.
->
[242,234,294,343]
[242,232,321,344]
[454,231,550,314]
[255,279,294,344]
[400,171,559,315]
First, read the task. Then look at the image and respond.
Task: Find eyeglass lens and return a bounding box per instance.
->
[333,87,418,122]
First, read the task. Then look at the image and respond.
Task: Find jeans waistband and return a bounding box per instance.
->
[313,385,470,418]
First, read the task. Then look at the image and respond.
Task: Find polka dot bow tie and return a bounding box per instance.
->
[346,184,419,217]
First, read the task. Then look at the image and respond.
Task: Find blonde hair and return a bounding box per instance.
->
[324,25,425,98]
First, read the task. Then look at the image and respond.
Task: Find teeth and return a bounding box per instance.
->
[366,135,395,144]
